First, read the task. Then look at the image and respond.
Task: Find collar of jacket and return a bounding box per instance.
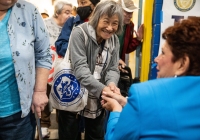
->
[73,15,84,26]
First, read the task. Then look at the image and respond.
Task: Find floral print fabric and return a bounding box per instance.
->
[7,0,52,118]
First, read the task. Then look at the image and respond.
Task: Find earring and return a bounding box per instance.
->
[174,75,177,78]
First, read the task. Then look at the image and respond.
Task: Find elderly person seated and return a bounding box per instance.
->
[101,17,200,140]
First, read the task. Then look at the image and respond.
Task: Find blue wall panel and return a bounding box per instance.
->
[149,0,163,79]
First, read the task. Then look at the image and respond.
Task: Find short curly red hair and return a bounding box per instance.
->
[162,17,200,76]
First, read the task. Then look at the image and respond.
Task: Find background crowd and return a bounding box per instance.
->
[1,0,200,140]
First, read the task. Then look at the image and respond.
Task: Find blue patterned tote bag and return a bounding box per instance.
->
[49,29,88,112]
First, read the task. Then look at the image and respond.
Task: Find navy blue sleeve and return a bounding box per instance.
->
[55,17,74,57]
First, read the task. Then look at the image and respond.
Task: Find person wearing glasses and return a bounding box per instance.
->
[60,1,123,139]
[54,0,100,139]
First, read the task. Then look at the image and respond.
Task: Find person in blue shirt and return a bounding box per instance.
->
[101,17,200,140]
[0,0,51,139]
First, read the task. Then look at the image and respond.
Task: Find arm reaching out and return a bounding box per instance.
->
[101,95,122,112]
[102,92,127,108]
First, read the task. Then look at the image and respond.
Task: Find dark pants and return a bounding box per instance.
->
[58,110,105,140]
[41,84,51,128]
[0,111,36,140]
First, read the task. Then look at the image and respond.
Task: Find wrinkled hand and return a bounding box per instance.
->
[31,91,48,118]
[107,82,120,95]
[102,86,114,94]
[102,92,127,107]
[101,95,122,112]
[135,24,144,41]
[118,59,128,73]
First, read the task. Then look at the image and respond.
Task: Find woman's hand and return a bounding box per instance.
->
[102,92,127,107]
[32,67,49,118]
[101,95,122,112]
[102,86,114,95]
[107,82,121,95]
[31,91,48,118]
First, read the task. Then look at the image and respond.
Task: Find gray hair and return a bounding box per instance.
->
[89,0,124,35]
[53,0,72,18]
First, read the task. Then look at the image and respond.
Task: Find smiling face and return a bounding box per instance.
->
[154,41,181,78]
[96,14,119,43]
[0,0,17,10]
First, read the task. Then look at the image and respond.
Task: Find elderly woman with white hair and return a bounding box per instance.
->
[58,0,124,139]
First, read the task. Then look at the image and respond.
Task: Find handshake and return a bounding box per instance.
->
[101,83,127,112]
